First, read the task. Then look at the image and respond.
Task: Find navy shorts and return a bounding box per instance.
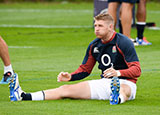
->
[108,0,139,4]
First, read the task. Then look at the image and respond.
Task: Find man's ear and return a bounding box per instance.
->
[109,23,114,30]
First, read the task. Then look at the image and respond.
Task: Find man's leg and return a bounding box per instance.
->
[136,0,146,22]
[36,79,132,103]
[44,82,91,100]
[119,84,131,103]
[0,36,12,67]
[9,73,91,101]
[108,2,120,29]
[136,0,146,40]
[121,3,134,38]
[0,36,14,84]
[136,0,151,45]
[110,77,133,105]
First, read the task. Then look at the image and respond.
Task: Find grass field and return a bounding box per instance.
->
[0,1,160,115]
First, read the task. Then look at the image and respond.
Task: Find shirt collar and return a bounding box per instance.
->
[101,31,117,45]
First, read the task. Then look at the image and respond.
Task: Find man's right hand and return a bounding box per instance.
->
[57,72,71,82]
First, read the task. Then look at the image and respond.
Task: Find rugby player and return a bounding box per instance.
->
[9,13,141,105]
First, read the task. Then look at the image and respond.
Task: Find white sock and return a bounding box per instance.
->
[4,64,14,75]
[31,91,45,101]
[119,94,125,104]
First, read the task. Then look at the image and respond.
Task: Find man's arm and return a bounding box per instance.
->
[119,61,141,78]
[116,43,141,78]
[103,62,141,78]
[57,43,96,82]
[70,44,96,81]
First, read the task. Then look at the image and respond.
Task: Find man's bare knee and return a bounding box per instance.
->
[120,84,131,101]
[58,82,90,99]
[59,85,73,98]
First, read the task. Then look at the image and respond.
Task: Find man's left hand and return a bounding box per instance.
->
[103,68,118,78]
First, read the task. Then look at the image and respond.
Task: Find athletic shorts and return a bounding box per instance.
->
[88,78,137,100]
[108,0,138,4]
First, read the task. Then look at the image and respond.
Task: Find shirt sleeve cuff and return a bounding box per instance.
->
[116,70,121,77]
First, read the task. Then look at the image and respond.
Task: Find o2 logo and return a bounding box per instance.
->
[101,54,112,66]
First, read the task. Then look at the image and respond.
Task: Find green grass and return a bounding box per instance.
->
[0,2,160,115]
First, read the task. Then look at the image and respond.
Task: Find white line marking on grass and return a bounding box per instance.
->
[8,46,38,48]
[0,9,92,13]
[148,27,160,30]
[148,11,160,14]
[0,9,159,14]
[0,24,92,28]
[1,24,159,30]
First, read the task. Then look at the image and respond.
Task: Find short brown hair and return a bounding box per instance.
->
[94,13,114,25]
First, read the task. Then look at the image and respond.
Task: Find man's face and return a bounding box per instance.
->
[94,20,111,39]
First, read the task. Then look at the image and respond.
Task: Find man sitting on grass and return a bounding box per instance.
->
[9,13,141,105]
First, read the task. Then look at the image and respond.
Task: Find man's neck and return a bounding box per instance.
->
[101,31,114,43]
